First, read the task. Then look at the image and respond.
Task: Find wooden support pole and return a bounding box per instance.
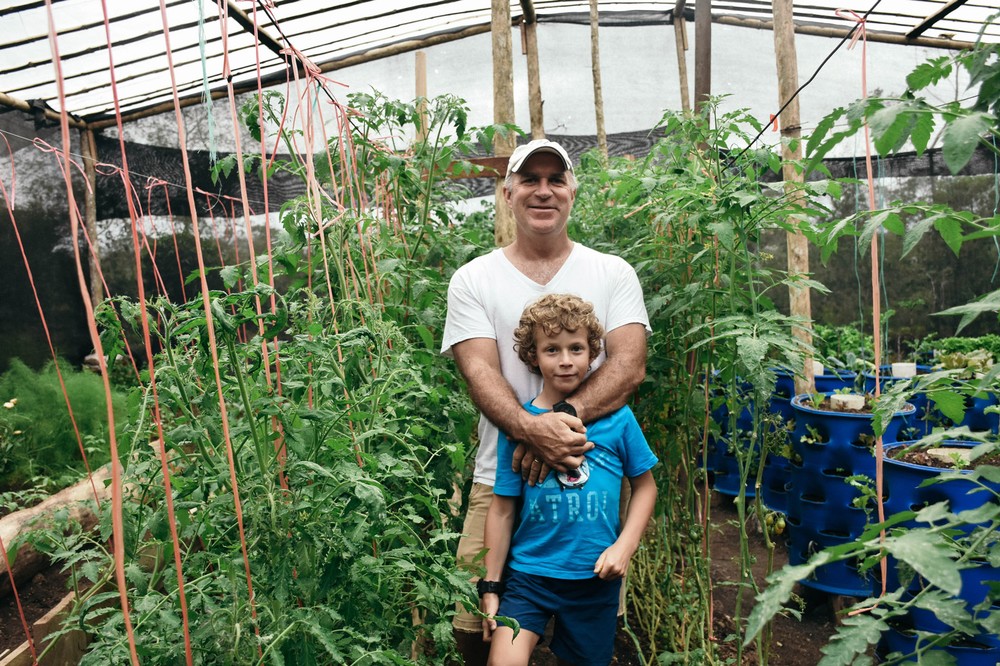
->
[520,16,545,139]
[415,51,428,143]
[694,0,712,113]
[674,0,692,113]
[492,0,517,247]
[80,128,103,306]
[589,0,608,160]
[772,0,814,394]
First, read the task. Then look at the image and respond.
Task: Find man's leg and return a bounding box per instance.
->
[453,482,494,666]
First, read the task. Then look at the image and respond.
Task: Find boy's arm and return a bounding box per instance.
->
[593,471,657,580]
[480,494,516,641]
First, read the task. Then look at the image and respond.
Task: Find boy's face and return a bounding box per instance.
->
[533,327,590,396]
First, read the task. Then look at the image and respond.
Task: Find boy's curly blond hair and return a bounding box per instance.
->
[513,294,604,373]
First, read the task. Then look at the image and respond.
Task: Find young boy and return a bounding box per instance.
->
[478,294,658,666]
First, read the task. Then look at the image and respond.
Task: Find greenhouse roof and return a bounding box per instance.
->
[0,0,997,127]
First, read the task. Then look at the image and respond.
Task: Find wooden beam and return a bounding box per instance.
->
[694,0,712,113]
[0,91,87,130]
[225,1,286,60]
[713,15,978,50]
[492,0,517,247]
[589,0,608,159]
[772,0,814,394]
[443,156,508,179]
[907,0,969,41]
[519,0,536,25]
[521,18,545,139]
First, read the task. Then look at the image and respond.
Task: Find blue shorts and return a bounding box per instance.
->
[497,570,621,666]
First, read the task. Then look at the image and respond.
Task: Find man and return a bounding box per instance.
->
[441,139,650,664]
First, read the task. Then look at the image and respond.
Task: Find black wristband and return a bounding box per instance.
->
[476,579,505,597]
[552,400,577,417]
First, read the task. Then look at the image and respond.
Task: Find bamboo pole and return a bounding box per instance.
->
[80,128,103,306]
[772,0,814,394]
[492,0,517,247]
[415,51,428,143]
[589,0,608,160]
[673,1,691,113]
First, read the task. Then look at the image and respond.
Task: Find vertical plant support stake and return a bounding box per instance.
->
[519,1,545,139]
[772,0,815,396]
[492,0,517,246]
[673,0,692,113]
[589,0,608,160]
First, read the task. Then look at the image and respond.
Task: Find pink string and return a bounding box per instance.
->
[837,8,889,611]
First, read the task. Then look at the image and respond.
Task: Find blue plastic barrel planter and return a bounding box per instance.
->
[880,439,1000,639]
[878,625,1000,665]
[882,441,1000,521]
[863,365,933,439]
[760,367,797,513]
[814,368,858,394]
[965,391,999,434]
[786,393,915,596]
[904,563,1000,643]
[706,379,758,498]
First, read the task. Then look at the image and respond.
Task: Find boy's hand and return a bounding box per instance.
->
[480,594,500,641]
[593,541,635,580]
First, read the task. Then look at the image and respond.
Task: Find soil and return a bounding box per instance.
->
[0,565,71,659]
[0,492,838,664]
[806,395,876,415]
[892,447,1000,469]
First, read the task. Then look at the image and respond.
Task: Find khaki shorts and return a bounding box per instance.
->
[453,482,494,633]
[452,479,631,634]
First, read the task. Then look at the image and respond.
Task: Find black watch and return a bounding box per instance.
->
[552,400,577,417]
[476,579,505,597]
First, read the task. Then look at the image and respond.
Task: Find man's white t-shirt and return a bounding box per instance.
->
[441,242,650,485]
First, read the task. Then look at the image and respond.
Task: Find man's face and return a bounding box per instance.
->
[503,152,576,239]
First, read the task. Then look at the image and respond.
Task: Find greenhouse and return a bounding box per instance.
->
[1,1,999,664]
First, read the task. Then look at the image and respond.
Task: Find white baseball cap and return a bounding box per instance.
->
[506,139,574,177]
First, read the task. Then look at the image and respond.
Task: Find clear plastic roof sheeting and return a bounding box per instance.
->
[1,0,998,125]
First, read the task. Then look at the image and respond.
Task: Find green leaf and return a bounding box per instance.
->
[886,530,961,595]
[934,288,1000,334]
[745,555,831,643]
[940,112,992,174]
[933,213,965,256]
[906,57,953,91]
[929,390,967,424]
[869,104,913,156]
[817,612,888,666]
[911,589,977,634]
[910,110,935,155]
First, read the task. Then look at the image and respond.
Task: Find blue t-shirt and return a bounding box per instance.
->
[494,403,658,580]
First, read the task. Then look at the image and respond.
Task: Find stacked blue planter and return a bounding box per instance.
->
[706,392,755,498]
[877,440,1000,657]
[878,626,1000,664]
[762,369,857,515]
[865,365,999,437]
[786,393,915,596]
[863,365,933,439]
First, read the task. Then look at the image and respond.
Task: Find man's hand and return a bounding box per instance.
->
[511,410,593,484]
